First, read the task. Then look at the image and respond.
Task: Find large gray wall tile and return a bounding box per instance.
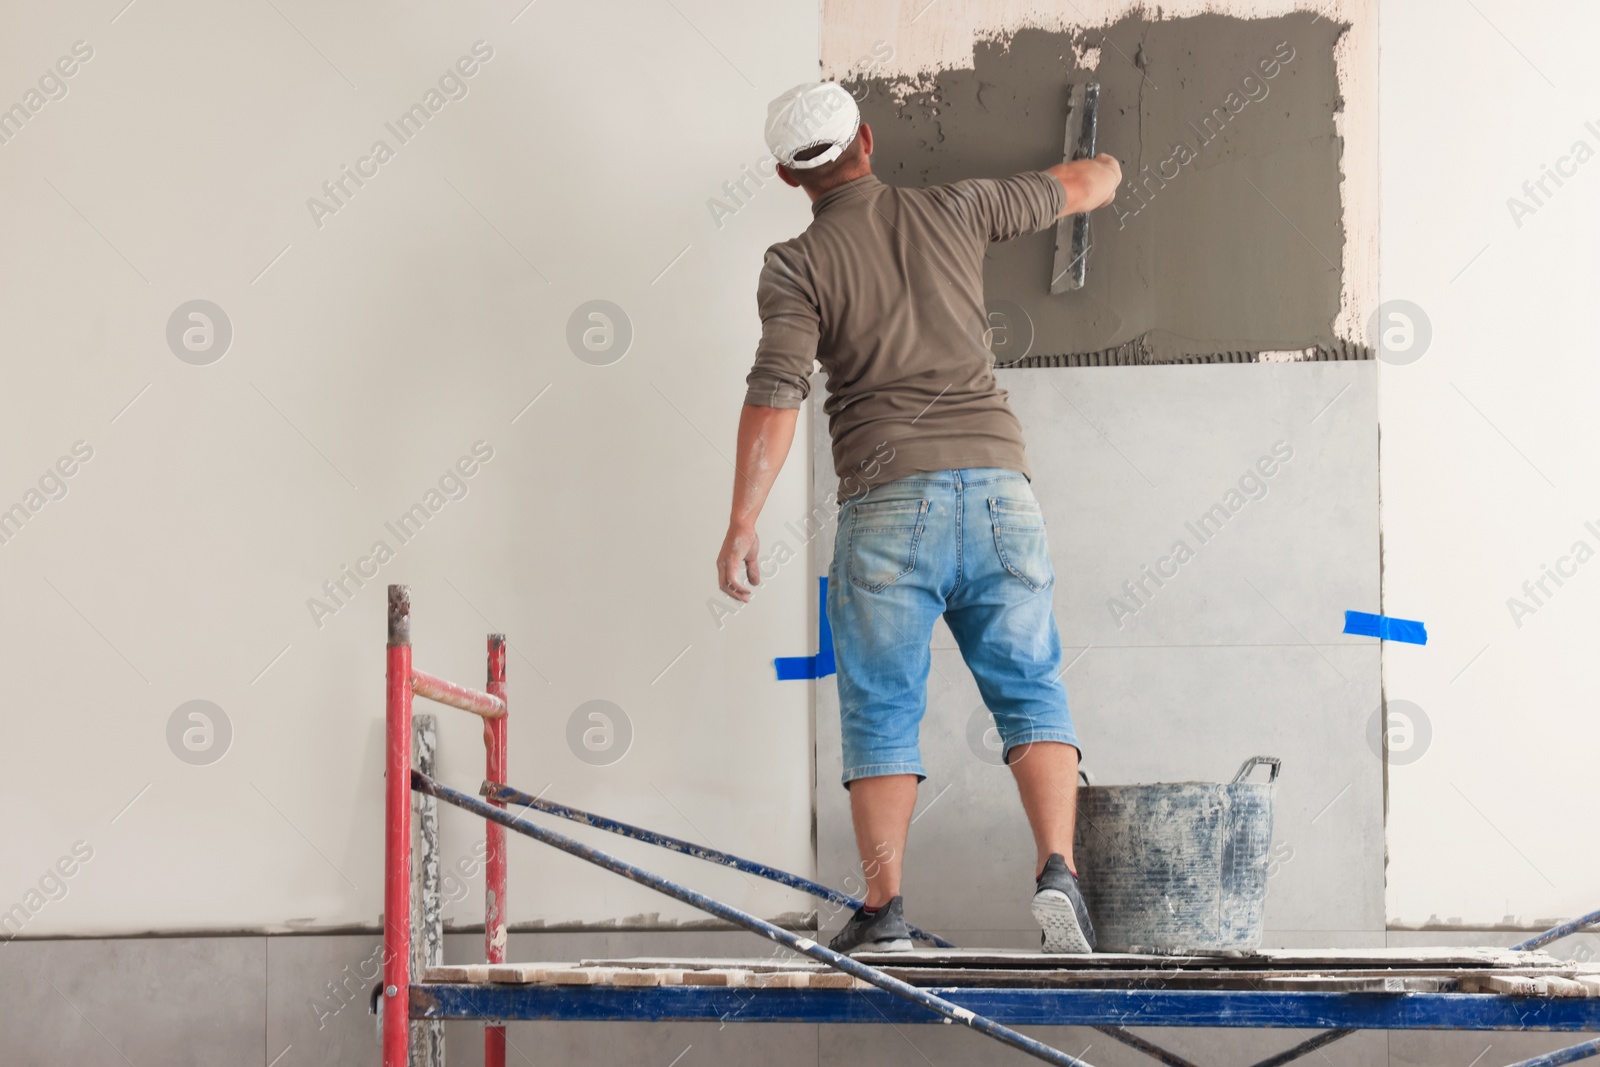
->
[815,363,1382,945]
[0,936,265,1066]
[267,933,387,1067]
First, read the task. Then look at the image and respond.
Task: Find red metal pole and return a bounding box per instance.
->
[484,633,508,1067]
[383,586,414,1067]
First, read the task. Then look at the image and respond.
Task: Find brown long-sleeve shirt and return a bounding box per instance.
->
[744,171,1064,500]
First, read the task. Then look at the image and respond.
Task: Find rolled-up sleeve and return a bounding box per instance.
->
[744,244,819,409]
[940,171,1065,242]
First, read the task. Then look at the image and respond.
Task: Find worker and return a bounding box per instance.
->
[717,81,1121,955]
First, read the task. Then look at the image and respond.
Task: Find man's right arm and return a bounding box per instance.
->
[940,160,1123,242]
[718,403,799,603]
[719,245,819,601]
[1047,154,1123,217]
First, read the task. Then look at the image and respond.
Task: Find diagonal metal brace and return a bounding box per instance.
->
[483,779,953,948]
[1244,1028,1355,1067]
[1502,1038,1600,1067]
[1514,908,1600,952]
[1093,1025,1205,1067]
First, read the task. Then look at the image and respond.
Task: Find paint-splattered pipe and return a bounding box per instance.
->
[1513,908,1600,952]
[1502,1038,1600,1067]
[482,780,954,949]
[411,667,506,719]
[417,772,1099,1067]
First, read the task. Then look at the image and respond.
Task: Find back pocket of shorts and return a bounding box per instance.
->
[847,499,929,593]
[989,497,1053,592]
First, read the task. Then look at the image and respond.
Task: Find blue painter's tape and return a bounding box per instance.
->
[775,577,836,680]
[1344,610,1428,645]
[774,656,818,680]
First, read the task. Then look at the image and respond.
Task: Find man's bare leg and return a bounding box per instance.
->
[1012,741,1095,951]
[847,773,918,906]
[1007,741,1080,877]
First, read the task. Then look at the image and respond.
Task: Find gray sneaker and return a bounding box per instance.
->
[828,896,914,955]
[1032,854,1096,953]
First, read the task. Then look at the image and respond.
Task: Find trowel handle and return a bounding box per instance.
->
[1231,756,1282,784]
[1077,767,1094,787]
[1073,83,1100,162]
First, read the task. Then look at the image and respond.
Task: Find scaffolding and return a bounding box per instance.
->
[380,585,1600,1067]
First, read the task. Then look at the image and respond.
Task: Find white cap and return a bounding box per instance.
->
[764,82,861,170]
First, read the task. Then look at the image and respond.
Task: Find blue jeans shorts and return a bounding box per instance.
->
[826,467,1079,785]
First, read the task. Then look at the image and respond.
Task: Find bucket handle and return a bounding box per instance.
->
[1231,756,1281,784]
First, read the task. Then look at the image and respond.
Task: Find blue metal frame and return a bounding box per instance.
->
[412,985,1600,1030]
[418,770,1600,1067]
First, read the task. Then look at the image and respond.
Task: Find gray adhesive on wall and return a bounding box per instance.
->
[844,14,1349,361]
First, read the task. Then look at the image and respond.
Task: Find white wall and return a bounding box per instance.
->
[7,0,1591,943]
[0,0,819,935]
[1379,0,1600,925]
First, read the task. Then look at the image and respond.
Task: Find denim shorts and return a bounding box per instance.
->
[826,467,1079,785]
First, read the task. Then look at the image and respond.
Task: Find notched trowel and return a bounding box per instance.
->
[1049,82,1100,294]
